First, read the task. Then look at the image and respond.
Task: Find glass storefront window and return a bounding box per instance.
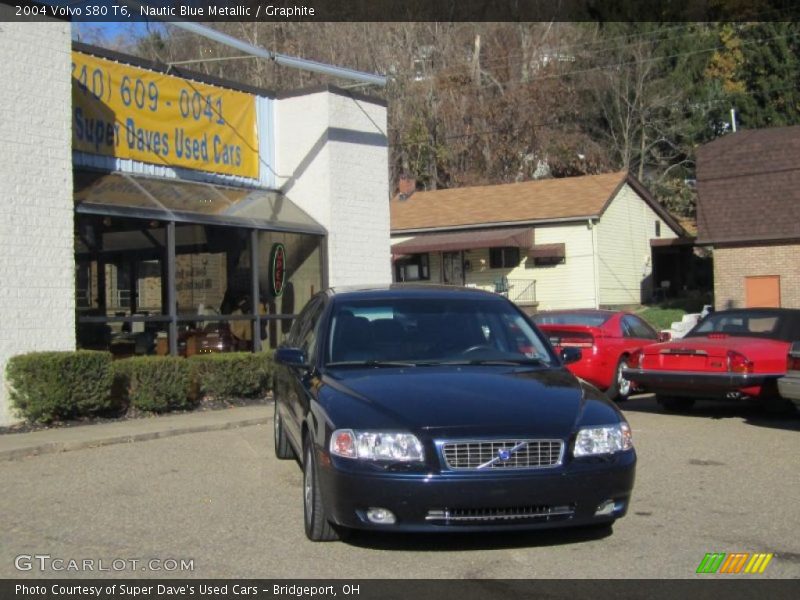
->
[257,231,323,349]
[75,213,324,356]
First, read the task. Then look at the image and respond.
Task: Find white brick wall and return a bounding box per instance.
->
[0,20,74,425]
[275,90,391,288]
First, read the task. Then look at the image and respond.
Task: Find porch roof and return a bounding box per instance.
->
[391,227,534,255]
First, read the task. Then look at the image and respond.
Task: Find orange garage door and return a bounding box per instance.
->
[745,275,781,308]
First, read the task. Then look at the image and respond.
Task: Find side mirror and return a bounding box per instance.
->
[275,347,309,368]
[560,346,582,365]
[658,331,672,342]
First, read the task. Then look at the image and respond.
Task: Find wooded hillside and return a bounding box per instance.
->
[79,21,800,219]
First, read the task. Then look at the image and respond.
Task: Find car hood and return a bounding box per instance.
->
[318,366,619,438]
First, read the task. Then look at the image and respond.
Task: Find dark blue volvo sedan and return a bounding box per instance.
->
[273,285,636,541]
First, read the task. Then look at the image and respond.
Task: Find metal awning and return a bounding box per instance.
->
[528,243,566,259]
[392,227,533,255]
[74,171,326,235]
[650,237,696,247]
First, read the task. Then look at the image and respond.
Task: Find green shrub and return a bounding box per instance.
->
[5,351,115,423]
[114,356,192,412]
[110,357,135,408]
[188,351,274,400]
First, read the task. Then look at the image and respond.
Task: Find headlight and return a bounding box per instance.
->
[330,429,424,462]
[573,422,633,457]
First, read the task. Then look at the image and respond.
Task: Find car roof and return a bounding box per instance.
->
[708,307,800,316]
[535,309,619,316]
[326,283,501,301]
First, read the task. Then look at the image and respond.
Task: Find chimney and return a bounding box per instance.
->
[398,175,417,200]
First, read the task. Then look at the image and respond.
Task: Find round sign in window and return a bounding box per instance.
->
[270,243,287,298]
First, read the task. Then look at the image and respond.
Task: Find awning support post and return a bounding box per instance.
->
[167,220,178,356]
[251,229,261,352]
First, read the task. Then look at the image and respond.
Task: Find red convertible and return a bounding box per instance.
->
[534,310,662,402]
[622,308,800,411]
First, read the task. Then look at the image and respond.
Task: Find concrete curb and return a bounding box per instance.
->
[0,414,269,462]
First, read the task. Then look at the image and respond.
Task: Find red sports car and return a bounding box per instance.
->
[622,308,800,411]
[533,310,662,401]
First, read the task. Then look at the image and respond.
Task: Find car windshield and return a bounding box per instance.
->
[326,297,554,367]
[687,310,800,341]
[533,312,612,327]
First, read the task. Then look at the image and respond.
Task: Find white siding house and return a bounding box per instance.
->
[596,183,679,306]
[390,172,685,312]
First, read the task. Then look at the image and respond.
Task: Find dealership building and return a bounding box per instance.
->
[0,19,390,425]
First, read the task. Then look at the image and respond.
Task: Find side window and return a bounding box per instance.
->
[288,295,322,347]
[286,308,308,347]
[623,315,658,340]
[489,247,520,269]
[297,300,325,360]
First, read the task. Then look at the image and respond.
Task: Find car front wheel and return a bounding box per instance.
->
[273,402,294,460]
[303,438,339,541]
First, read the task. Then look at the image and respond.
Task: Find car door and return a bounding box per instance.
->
[282,295,326,448]
[275,304,309,451]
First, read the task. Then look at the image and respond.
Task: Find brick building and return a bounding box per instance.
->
[0,19,390,425]
[696,126,800,310]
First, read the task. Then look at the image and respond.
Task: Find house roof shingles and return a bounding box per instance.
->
[696,125,800,244]
[391,171,629,232]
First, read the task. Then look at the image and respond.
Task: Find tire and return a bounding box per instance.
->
[303,438,339,541]
[607,357,632,402]
[657,395,695,413]
[763,395,797,415]
[273,402,294,460]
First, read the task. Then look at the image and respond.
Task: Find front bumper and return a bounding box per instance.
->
[316,450,636,532]
[621,368,782,399]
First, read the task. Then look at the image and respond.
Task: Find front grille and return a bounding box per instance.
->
[426,505,575,524]
[440,439,563,470]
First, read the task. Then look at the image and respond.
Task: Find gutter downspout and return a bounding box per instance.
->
[590,219,600,309]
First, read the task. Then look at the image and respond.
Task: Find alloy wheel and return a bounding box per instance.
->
[304,446,314,529]
[617,360,631,397]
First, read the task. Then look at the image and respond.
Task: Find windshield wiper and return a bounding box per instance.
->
[326,360,418,368]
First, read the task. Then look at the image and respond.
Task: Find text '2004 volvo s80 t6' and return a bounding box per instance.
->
[272,285,636,541]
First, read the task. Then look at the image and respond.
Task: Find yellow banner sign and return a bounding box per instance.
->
[72,51,259,179]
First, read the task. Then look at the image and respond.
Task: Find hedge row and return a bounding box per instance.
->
[188,353,273,400]
[5,351,116,423]
[5,350,274,423]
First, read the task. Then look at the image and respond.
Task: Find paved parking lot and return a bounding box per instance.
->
[1,396,798,579]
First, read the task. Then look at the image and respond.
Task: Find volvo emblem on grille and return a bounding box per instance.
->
[441,439,563,470]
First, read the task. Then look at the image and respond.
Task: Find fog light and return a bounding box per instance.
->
[595,500,615,516]
[366,507,396,524]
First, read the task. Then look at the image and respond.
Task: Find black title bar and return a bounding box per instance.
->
[3,0,800,23]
